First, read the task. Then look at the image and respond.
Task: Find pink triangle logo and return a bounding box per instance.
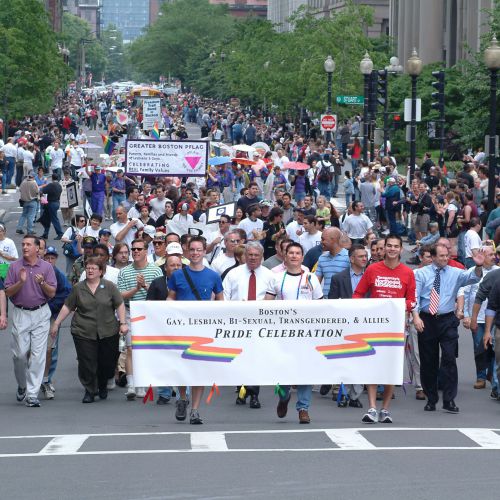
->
[185,156,201,169]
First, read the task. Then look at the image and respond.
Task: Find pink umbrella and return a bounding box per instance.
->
[286,161,309,170]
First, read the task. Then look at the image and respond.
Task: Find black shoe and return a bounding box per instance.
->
[235,396,247,405]
[156,395,170,405]
[82,391,94,403]
[424,402,436,411]
[319,384,332,396]
[15,229,24,235]
[348,398,363,408]
[40,234,48,239]
[54,235,63,240]
[98,388,108,400]
[16,386,26,402]
[249,395,261,409]
[443,400,459,413]
[277,396,290,418]
[117,372,127,387]
[490,390,499,400]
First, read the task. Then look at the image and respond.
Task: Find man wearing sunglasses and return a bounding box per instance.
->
[206,214,232,264]
[211,230,241,276]
[117,238,162,401]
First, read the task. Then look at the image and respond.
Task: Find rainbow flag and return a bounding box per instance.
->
[151,121,160,140]
[101,134,116,155]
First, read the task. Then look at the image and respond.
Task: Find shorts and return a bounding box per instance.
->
[415,214,430,233]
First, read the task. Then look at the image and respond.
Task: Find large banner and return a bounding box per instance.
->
[142,98,161,131]
[125,139,208,177]
[131,298,406,386]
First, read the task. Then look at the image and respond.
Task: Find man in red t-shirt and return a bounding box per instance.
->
[353,234,416,424]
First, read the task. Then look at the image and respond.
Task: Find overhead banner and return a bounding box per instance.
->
[142,98,161,131]
[130,298,406,387]
[125,139,208,177]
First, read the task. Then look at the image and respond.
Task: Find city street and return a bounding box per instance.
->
[0,125,498,500]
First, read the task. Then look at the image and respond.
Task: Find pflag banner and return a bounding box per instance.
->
[130,298,406,387]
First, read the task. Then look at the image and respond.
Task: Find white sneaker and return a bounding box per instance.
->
[136,387,146,398]
[125,386,136,400]
[107,377,116,390]
[379,408,393,423]
[362,407,378,423]
[41,383,54,400]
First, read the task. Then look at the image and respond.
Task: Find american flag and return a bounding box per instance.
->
[429,268,441,315]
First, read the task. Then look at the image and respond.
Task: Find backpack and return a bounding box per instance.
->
[317,162,331,182]
[62,228,81,260]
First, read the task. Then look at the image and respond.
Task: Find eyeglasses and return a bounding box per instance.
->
[131,247,145,252]
[228,239,241,243]
[85,266,100,272]
[219,220,229,224]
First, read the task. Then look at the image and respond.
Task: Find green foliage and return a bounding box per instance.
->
[0,0,70,120]
[101,25,128,83]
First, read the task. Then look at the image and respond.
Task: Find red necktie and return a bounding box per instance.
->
[248,270,256,301]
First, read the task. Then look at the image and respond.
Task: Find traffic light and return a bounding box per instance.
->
[393,114,402,130]
[431,70,445,116]
[377,69,387,108]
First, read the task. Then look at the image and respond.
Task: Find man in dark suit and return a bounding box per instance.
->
[328,243,368,408]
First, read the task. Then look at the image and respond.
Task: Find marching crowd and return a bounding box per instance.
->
[0,91,499,427]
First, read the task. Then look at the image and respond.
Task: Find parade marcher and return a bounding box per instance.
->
[167,236,224,424]
[4,236,56,407]
[413,243,485,414]
[50,256,127,403]
[40,174,64,240]
[16,171,39,236]
[86,164,106,217]
[265,242,323,423]
[353,235,417,423]
[0,223,18,264]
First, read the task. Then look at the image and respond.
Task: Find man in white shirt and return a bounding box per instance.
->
[223,241,276,409]
[299,215,322,253]
[68,140,85,180]
[342,200,373,244]
[148,186,170,221]
[110,206,143,250]
[238,204,264,241]
[264,241,323,423]
[1,138,17,187]
[464,217,483,269]
[49,141,65,180]
[206,215,231,264]
[286,208,305,243]
[211,230,242,276]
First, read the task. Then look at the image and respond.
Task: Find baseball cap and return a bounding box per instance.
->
[82,236,97,248]
[27,170,36,178]
[98,228,112,237]
[143,225,156,238]
[95,165,102,170]
[45,246,58,257]
[166,242,182,255]
[387,177,396,184]
[259,200,273,208]
[153,232,166,241]
[181,202,189,211]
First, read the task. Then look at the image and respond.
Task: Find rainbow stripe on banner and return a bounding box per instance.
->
[131,335,242,363]
[151,121,160,140]
[316,332,405,360]
[101,134,116,155]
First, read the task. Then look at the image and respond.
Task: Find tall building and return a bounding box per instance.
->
[45,0,64,32]
[209,0,267,19]
[63,0,101,36]
[149,0,168,24]
[268,0,388,34]
[101,0,150,43]
[390,0,493,67]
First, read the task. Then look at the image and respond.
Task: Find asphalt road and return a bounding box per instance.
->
[0,124,499,500]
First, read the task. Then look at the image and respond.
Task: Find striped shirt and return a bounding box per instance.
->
[118,263,162,305]
[315,248,350,296]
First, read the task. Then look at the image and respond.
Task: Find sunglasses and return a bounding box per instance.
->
[131,247,145,252]
[153,241,165,245]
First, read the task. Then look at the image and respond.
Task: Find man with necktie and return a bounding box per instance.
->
[413,243,485,413]
[223,241,276,409]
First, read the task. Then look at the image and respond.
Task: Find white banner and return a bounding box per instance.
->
[131,298,406,387]
[125,139,208,177]
[142,98,161,130]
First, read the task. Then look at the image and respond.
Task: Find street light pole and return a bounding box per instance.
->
[324,55,335,144]
[406,48,423,182]
[360,52,373,163]
[484,35,500,212]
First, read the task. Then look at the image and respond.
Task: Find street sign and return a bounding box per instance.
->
[336,95,364,105]
[404,98,421,122]
[320,114,337,132]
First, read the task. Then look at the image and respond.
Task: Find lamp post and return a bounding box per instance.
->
[360,51,373,163]
[406,48,423,181]
[324,55,335,144]
[484,35,500,212]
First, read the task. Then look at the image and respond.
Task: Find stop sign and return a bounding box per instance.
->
[321,114,337,132]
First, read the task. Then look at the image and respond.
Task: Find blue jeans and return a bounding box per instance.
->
[331,174,339,196]
[386,209,398,234]
[345,194,353,208]
[473,323,492,381]
[279,385,313,411]
[17,199,37,233]
[1,170,5,191]
[48,330,59,384]
[158,386,173,399]
[317,180,331,199]
[43,201,64,238]
[112,193,125,221]
[6,157,15,185]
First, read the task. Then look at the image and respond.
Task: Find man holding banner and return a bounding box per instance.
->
[167,236,224,425]
[265,242,323,423]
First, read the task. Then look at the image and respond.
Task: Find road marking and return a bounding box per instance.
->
[0,428,498,458]
[459,429,500,448]
[190,432,228,452]
[325,429,375,449]
[38,434,89,455]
